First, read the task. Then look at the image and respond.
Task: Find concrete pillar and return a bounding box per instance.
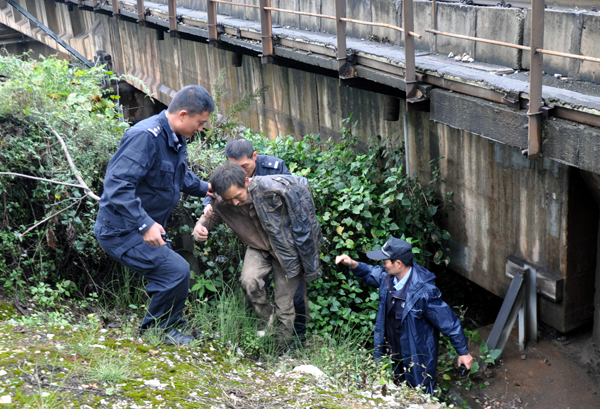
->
[595,219,600,347]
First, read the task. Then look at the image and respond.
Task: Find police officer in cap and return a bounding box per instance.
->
[95,85,215,345]
[336,237,473,395]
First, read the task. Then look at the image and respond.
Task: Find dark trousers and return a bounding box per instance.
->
[96,228,190,330]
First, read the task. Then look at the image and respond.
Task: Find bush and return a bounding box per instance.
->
[188,118,452,338]
[0,55,127,300]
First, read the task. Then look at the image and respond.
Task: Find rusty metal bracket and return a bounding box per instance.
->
[502,92,520,109]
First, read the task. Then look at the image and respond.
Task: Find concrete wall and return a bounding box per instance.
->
[2,0,598,333]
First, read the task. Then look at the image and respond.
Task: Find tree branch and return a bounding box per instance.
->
[0,172,90,189]
[47,126,101,201]
[19,198,82,238]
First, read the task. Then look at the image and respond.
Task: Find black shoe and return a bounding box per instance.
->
[163,328,194,346]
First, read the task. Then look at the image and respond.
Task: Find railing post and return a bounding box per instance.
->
[112,0,119,17]
[168,0,178,37]
[137,0,145,24]
[403,0,417,100]
[207,0,218,46]
[527,0,544,160]
[335,0,351,80]
[259,0,273,64]
[431,0,437,54]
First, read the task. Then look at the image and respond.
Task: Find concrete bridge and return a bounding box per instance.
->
[2,0,600,342]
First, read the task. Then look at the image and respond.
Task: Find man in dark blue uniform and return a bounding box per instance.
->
[94,85,215,345]
[202,138,308,346]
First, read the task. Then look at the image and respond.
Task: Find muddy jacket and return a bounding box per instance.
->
[352,262,469,393]
[95,110,209,258]
[249,175,324,282]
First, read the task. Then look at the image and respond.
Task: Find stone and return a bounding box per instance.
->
[0,396,11,404]
[448,52,454,58]
[520,354,527,360]
[292,364,325,378]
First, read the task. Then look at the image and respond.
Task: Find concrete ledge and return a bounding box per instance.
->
[430,88,528,148]
[505,255,564,303]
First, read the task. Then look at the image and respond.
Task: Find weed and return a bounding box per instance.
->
[86,350,134,385]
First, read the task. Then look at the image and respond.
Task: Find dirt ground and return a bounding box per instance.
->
[449,324,600,409]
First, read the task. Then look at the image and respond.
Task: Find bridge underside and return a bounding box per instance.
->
[2,0,600,337]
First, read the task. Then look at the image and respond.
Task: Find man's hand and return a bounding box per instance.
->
[458,353,474,370]
[206,183,214,199]
[335,254,358,269]
[142,222,166,247]
[193,223,209,242]
[203,203,214,218]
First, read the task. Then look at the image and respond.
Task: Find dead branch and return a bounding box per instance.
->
[47,126,101,201]
[20,198,82,238]
[0,172,90,189]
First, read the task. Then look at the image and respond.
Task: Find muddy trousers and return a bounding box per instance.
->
[240,247,306,346]
[96,230,190,330]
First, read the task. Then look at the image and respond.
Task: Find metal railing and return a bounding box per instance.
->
[100,0,600,160]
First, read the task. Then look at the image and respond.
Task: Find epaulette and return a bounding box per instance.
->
[147,126,161,137]
[261,160,280,169]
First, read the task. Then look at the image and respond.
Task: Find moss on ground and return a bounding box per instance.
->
[0,311,442,408]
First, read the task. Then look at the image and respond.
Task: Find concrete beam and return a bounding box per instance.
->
[430,88,528,148]
[543,117,600,175]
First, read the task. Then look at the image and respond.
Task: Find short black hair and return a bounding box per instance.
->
[167,85,215,116]
[390,259,414,267]
[224,138,255,160]
[210,161,247,196]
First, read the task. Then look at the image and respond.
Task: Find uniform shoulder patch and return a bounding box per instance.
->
[147,126,161,137]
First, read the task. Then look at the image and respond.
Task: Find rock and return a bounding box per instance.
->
[461,54,472,62]
[467,57,474,63]
[0,396,11,404]
[448,52,454,58]
[148,350,159,356]
[0,370,7,377]
[292,365,325,378]
[561,77,569,82]
[520,354,527,360]
[144,379,166,388]
[554,73,562,79]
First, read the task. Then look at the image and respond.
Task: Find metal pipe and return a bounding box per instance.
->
[137,0,145,23]
[432,0,437,53]
[112,0,119,17]
[425,28,531,51]
[259,0,273,64]
[537,48,600,64]
[210,0,259,8]
[6,0,93,67]
[403,0,417,99]
[168,0,177,34]
[527,0,544,160]
[340,17,422,39]
[264,7,335,20]
[207,0,218,43]
[334,0,346,75]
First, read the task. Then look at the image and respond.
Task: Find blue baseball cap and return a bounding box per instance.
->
[366,237,414,264]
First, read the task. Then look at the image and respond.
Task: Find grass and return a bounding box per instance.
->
[0,288,440,408]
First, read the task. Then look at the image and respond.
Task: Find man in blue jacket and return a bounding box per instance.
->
[202,138,309,346]
[335,237,473,395]
[94,85,214,345]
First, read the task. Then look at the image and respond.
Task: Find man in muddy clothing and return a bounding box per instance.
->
[94,85,214,345]
[336,237,473,395]
[194,161,321,351]
[202,138,308,344]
